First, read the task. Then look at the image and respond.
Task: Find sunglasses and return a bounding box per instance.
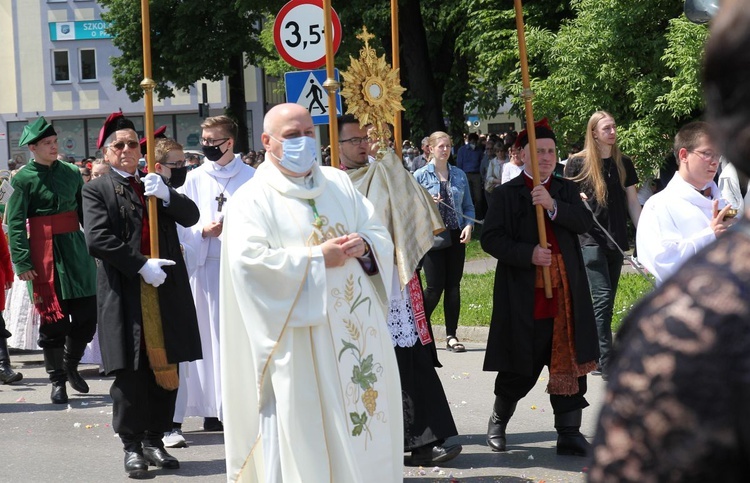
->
[109,140,140,151]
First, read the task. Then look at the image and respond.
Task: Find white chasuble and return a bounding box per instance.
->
[220,161,403,483]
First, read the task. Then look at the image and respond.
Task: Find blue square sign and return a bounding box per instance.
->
[284,69,342,126]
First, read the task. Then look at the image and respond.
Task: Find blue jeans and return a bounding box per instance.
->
[581,246,623,375]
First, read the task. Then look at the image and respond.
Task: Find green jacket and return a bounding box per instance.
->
[6,160,96,299]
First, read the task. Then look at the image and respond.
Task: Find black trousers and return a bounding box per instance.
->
[111,351,177,451]
[37,295,97,349]
[493,318,589,415]
[422,229,465,338]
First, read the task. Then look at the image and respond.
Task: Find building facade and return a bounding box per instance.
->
[0,0,267,168]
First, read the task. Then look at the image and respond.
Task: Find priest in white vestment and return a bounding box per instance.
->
[637,122,737,284]
[174,116,255,431]
[220,104,403,483]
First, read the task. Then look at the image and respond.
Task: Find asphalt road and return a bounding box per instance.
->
[1,343,604,482]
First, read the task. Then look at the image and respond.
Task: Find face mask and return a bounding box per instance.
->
[168,167,187,188]
[202,141,229,162]
[469,143,476,150]
[270,136,318,174]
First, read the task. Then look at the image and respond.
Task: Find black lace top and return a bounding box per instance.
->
[589,220,750,482]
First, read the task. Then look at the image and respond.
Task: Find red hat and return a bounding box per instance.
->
[514,118,556,149]
[139,125,167,155]
[97,112,136,149]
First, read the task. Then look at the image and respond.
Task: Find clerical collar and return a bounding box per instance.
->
[523,170,551,184]
[210,155,237,172]
[288,172,315,189]
[111,166,139,180]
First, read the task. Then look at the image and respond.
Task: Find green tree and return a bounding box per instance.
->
[461,0,708,177]
[100,0,272,154]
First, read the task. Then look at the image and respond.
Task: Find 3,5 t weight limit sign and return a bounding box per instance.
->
[273,0,342,70]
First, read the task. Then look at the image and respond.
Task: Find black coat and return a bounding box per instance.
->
[82,171,202,374]
[481,174,599,376]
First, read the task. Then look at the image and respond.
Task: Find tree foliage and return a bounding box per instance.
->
[100,0,269,101]
[460,0,708,176]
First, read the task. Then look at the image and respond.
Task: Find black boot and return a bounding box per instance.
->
[486,396,517,452]
[555,409,591,456]
[44,347,68,404]
[0,337,22,384]
[64,336,89,394]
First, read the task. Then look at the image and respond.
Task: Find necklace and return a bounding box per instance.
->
[308,199,323,229]
[214,177,231,212]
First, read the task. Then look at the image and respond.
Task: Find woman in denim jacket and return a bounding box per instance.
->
[414,131,475,353]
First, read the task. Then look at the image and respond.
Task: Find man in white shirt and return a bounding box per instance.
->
[170,115,255,438]
[637,122,737,284]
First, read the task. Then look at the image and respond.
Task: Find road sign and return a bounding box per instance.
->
[273,0,342,70]
[284,69,342,125]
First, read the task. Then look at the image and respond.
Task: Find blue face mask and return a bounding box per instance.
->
[270,136,318,174]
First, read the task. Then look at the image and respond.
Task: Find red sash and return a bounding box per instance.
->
[407,273,432,345]
[28,211,80,324]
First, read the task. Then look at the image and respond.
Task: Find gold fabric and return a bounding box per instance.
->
[347,149,444,289]
[140,280,179,390]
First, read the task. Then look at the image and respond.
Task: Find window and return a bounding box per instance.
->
[52,50,70,82]
[79,49,97,81]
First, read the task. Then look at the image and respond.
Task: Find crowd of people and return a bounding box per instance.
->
[3,4,750,479]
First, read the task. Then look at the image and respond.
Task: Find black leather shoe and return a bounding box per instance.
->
[0,362,22,384]
[143,446,179,469]
[124,451,148,479]
[410,443,462,466]
[203,417,223,432]
[65,364,89,394]
[50,382,68,404]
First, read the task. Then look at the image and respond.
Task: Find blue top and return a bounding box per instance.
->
[455,143,483,174]
[414,162,475,230]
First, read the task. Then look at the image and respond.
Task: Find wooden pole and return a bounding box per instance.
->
[140,0,159,258]
[322,0,340,168]
[391,0,402,159]
[514,0,551,298]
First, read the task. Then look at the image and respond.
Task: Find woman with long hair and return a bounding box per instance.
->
[564,111,641,380]
[414,131,475,353]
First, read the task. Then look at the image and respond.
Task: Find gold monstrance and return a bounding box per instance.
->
[340,27,405,159]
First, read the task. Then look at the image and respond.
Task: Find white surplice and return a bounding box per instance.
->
[220,161,403,483]
[176,154,255,421]
[637,174,720,284]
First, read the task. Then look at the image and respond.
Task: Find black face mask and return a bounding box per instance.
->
[168,167,187,188]
[202,143,228,162]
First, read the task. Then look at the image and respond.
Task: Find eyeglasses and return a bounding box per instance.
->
[162,159,186,168]
[186,164,200,171]
[340,137,369,146]
[690,149,719,162]
[109,140,140,151]
[200,137,229,147]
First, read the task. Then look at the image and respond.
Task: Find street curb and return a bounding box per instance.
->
[432,324,490,343]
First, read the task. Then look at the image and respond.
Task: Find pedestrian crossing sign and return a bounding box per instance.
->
[284,69,342,125]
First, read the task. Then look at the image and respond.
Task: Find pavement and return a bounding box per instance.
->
[1,344,605,482]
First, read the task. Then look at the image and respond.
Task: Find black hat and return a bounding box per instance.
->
[97,112,136,149]
[514,118,556,149]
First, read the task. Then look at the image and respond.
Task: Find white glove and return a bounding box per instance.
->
[138,258,176,287]
[143,173,170,203]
